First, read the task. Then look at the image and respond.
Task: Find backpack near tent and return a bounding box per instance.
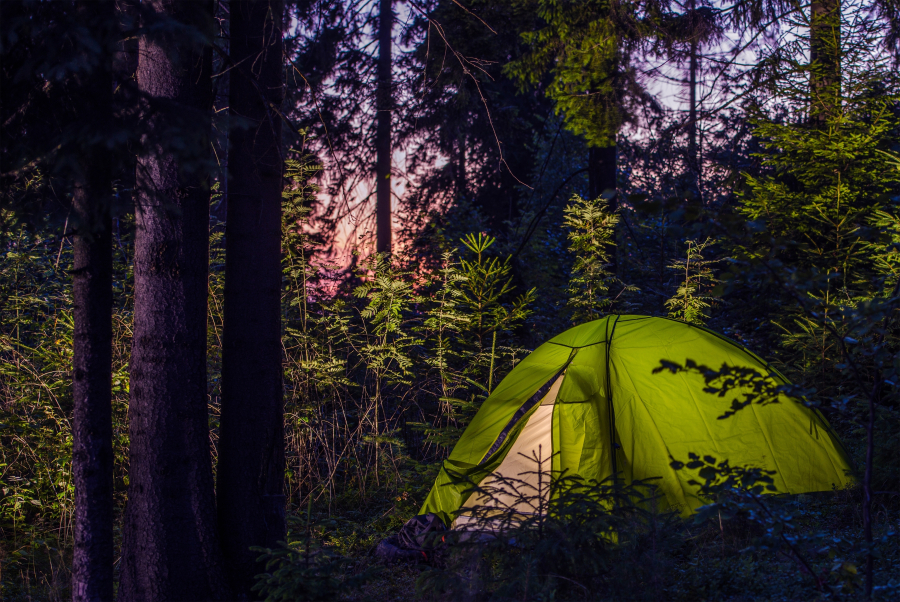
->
[420,315,853,528]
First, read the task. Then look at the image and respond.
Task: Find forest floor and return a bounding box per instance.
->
[287,479,898,602]
[0,479,898,600]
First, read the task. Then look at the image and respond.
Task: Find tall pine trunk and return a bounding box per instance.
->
[809,0,841,125]
[588,144,617,275]
[217,1,286,597]
[118,1,227,599]
[71,3,114,599]
[376,0,393,253]
[687,0,700,193]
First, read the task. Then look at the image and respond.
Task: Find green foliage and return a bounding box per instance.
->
[276,151,539,503]
[562,194,620,322]
[408,236,536,459]
[0,219,133,596]
[867,151,900,298]
[354,254,417,381]
[420,252,470,380]
[0,239,74,530]
[418,456,683,601]
[670,453,879,596]
[252,509,377,602]
[665,238,719,325]
[737,107,895,286]
[414,251,473,451]
[732,60,900,393]
[457,233,535,350]
[505,0,649,147]
[252,542,371,602]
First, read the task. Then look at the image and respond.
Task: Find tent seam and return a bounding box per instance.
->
[548,340,608,350]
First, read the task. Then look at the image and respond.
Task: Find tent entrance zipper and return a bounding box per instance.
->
[479,347,577,465]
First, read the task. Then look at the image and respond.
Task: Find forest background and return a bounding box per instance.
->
[1,0,899,600]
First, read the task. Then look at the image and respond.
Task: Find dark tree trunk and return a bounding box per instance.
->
[588,145,617,205]
[72,189,114,602]
[71,5,115,600]
[457,130,466,199]
[809,0,841,125]
[588,144,617,275]
[118,1,227,599]
[376,0,393,253]
[687,0,700,193]
[217,1,286,598]
[112,0,139,254]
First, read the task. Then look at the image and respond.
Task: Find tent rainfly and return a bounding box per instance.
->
[420,315,853,528]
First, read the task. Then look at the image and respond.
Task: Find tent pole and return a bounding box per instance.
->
[605,316,621,477]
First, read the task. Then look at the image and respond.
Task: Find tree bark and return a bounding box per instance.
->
[118,1,228,599]
[376,0,393,254]
[687,0,700,193]
[588,144,617,275]
[809,0,841,125]
[71,4,115,600]
[72,156,115,602]
[217,1,286,598]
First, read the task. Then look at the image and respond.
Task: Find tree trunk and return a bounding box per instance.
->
[376,0,393,254]
[457,130,467,199]
[588,144,617,275]
[687,0,700,194]
[809,0,841,125]
[113,0,139,213]
[119,1,228,599]
[71,4,114,600]
[217,1,286,598]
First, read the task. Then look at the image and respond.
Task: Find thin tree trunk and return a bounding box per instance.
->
[113,0,139,214]
[71,5,114,600]
[119,1,227,599]
[589,144,617,275]
[217,1,286,597]
[457,130,466,199]
[376,0,393,254]
[809,0,841,126]
[687,0,700,193]
[72,189,114,602]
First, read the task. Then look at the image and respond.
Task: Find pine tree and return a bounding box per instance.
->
[376,0,393,253]
[0,2,132,597]
[457,232,536,352]
[119,1,228,598]
[562,194,619,323]
[397,0,553,237]
[70,2,117,599]
[665,238,719,325]
[217,1,287,597]
[730,15,899,596]
[506,0,658,276]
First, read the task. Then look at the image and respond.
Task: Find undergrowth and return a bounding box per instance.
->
[2,143,899,599]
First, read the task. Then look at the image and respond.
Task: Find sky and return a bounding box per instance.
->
[302,0,890,272]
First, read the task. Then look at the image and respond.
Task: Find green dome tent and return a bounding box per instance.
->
[420,315,852,527]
